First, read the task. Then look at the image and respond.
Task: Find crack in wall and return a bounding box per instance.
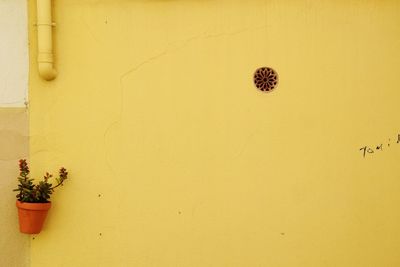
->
[103,25,267,173]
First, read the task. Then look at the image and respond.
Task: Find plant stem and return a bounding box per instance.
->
[50,180,64,190]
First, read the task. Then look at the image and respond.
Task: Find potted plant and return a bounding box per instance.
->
[13,159,68,234]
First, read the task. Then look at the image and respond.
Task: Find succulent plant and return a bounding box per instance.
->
[14,159,68,203]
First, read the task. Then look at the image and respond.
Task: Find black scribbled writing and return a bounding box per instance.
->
[360,133,400,158]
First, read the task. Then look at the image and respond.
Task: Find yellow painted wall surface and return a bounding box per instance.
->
[29,1,400,266]
[0,109,29,267]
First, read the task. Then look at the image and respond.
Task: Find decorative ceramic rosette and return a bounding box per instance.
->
[253,67,278,92]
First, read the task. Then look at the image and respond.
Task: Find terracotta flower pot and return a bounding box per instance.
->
[16,200,51,234]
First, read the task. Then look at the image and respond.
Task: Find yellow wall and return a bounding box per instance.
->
[29,1,400,266]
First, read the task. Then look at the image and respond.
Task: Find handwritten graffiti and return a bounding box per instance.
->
[360,134,400,158]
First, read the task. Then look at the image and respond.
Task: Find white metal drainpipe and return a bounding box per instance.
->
[37,0,57,81]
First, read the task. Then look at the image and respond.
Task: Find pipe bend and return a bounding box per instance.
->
[37,0,57,81]
[38,62,57,81]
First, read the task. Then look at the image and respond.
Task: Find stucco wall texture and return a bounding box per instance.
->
[0,109,29,267]
[28,1,400,267]
[0,0,29,266]
[0,0,29,107]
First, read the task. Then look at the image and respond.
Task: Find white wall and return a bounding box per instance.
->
[0,0,28,107]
